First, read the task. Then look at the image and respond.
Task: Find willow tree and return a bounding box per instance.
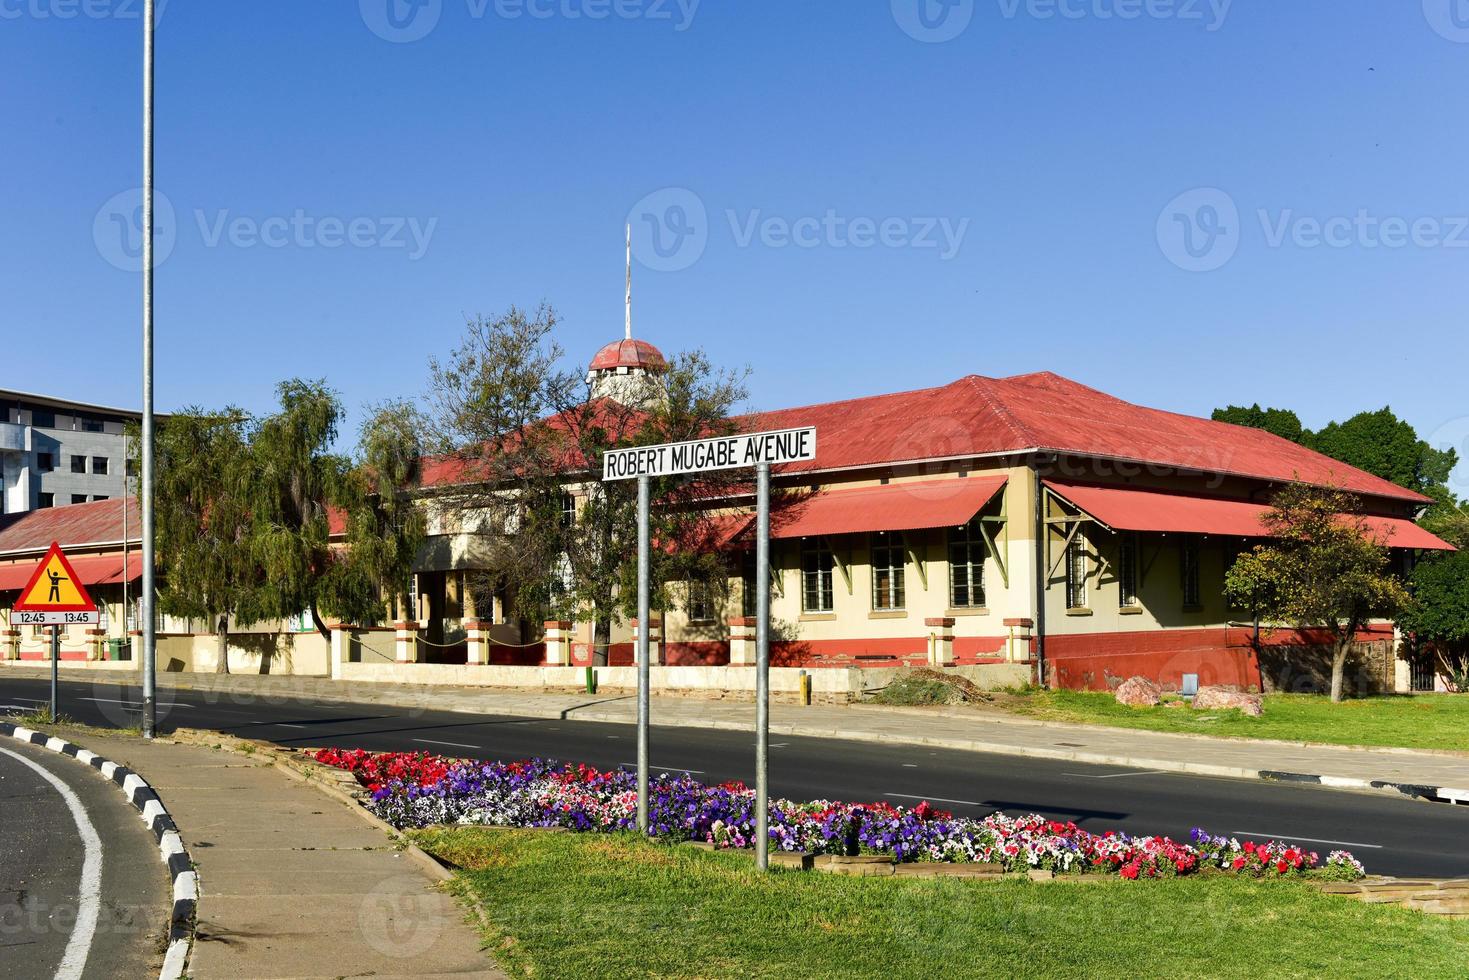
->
[1225,485,1411,702]
[152,408,259,674]
[424,305,750,665]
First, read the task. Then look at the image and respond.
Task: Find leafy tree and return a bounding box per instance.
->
[1225,484,1411,702]
[1399,550,1469,691]
[152,408,260,674]
[423,305,751,665]
[1211,404,1307,444]
[1308,408,1457,499]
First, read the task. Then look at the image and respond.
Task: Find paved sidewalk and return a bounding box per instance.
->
[61,730,504,980]
[12,666,1469,801]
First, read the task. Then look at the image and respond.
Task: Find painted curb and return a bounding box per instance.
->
[0,722,194,980]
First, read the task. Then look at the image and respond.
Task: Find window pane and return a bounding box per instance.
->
[802,540,834,613]
[1066,534,1087,609]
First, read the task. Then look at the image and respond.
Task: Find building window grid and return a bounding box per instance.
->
[1118,533,1139,608]
[1181,538,1202,608]
[1065,533,1088,610]
[92,456,109,476]
[686,580,715,623]
[70,455,86,474]
[801,539,835,613]
[870,532,906,611]
[948,519,987,609]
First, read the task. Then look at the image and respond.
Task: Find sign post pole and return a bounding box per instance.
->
[50,626,60,721]
[140,0,157,740]
[754,462,771,872]
[636,473,651,835]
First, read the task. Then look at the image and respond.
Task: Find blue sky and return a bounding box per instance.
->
[3,1,1467,492]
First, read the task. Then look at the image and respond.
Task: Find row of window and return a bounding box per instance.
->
[36,493,111,509]
[34,453,127,476]
[1064,533,1202,611]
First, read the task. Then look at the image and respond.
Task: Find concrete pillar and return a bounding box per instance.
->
[543,621,573,667]
[465,620,490,666]
[394,621,420,664]
[632,617,662,667]
[1,629,18,661]
[926,618,956,667]
[1004,618,1034,663]
[330,624,348,680]
[727,616,757,666]
[86,628,107,662]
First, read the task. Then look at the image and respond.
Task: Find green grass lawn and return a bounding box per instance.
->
[995,690,1469,752]
[413,827,1469,979]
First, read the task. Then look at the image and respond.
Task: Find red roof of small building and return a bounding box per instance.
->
[0,554,142,591]
[589,338,668,373]
[0,497,139,557]
[741,372,1430,505]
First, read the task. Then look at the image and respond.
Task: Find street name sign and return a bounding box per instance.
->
[602,427,816,481]
[9,541,100,626]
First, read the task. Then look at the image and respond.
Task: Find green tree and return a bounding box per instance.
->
[1308,407,1457,498]
[424,305,751,665]
[152,408,260,674]
[1211,404,1307,444]
[1399,550,1469,690]
[1225,484,1411,702]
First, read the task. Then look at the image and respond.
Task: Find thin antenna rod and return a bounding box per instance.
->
[625,223,633,341]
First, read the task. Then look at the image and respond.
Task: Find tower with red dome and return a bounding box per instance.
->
[587,227,669,405]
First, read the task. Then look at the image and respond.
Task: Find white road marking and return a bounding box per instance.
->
[77,697,195,709]
[1231,831,1383,849]
[885,792,984,807]
[902,764,919,768]
[275,724,309,730]
[622,763,706,775]
[1061,770,1171,779]
[413,739,478,750]
[0,746,103,980]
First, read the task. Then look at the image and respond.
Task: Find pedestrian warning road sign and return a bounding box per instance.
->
[9,541,100,626]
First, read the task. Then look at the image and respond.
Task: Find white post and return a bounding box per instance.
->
[140,0,157,739]
[636,474,650,834]
[755,462,771,872]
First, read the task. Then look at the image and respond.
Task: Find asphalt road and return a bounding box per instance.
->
[0,736,168,980]
[4,675,1468,879]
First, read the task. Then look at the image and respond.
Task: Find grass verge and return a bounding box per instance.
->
[412,827,1469,979]
[996,689,1469,752]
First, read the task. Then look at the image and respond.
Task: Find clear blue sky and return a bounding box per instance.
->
[3,1,1466,492]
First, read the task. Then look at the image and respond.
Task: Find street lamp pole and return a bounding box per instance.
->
[140,0,157,739]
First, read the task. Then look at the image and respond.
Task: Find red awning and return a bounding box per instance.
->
[1044,481,1455,551]
[773,476,1007,540]
[0,555,143,592]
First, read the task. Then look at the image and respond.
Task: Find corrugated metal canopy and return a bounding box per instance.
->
[772,476,1008,540]
[0,554,141,592]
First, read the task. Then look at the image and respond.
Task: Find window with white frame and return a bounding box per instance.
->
[1181,537,1202,608]
[801,539,834,613]
[1065,532,1088,609]
[871,532,906,611]
[948,518,987,609]
[1118,533,1140,608]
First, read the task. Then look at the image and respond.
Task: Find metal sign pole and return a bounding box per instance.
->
[50,626,60,721]
[755,462,770,871]
[636,473,651,834]
[140,0,157,740]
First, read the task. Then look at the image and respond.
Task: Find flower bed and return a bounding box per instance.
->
[313,749,1367,882]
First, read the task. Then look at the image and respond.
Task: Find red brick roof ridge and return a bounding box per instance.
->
[962,374,1036,448]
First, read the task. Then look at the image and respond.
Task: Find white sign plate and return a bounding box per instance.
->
[10,610,101,626]
[603,427,817,482]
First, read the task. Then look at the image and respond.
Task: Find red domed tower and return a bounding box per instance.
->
[588,226,670,404]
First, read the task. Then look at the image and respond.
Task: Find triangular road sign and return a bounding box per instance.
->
[15,541,98,613]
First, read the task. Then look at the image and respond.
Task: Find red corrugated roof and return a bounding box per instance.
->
[1044,480,1454,551]
[771,476,1008,540]
[0,554,141,591]
[0,498,139,557]
[742,372,1428,504]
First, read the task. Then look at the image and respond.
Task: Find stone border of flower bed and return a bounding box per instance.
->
[0,722,196,980]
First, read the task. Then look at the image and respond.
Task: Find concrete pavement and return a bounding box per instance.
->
[56,730,504,980]
[20,667,1466,802]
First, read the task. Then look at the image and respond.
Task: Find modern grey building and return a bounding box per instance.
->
[0,390,147,515]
